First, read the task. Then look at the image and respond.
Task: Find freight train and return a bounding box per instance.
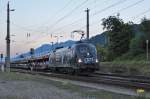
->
[11,41,99,74]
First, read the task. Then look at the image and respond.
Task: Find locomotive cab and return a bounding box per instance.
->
[73,42,99,71]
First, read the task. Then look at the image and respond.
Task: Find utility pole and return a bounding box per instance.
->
[5,2,15,72]
[146,40,149,61]
[5,2,11,71]
[85,8,90,40]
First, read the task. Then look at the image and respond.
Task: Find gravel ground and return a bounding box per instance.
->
[0,80,85,99]
[0,72,148,99]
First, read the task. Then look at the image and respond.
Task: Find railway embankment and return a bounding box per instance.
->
[100,61,150,76]
[0,71,147,99]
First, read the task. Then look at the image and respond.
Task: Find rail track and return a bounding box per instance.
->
[11,68,150,90]
[95,72,150,84]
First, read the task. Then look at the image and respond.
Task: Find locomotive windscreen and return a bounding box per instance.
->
[75,43,97,57]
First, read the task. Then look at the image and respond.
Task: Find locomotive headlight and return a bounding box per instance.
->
[78,58,82,63]
[96,59,99,63]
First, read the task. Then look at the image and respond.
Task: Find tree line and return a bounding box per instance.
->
[97,15,150,61]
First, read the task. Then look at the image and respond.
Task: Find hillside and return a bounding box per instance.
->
[89,24,143,47]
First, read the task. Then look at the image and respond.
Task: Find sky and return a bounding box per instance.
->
[0,0,150,56]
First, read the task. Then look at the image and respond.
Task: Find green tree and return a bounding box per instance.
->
[140,18,150,44]
[140,18,150,50]
[140,18,150,33]
[129,36,145,55]
[102,15,133,60]
[96,44,107,61]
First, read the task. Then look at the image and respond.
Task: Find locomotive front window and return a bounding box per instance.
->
[76,43,97,57]
[79,47,89,53]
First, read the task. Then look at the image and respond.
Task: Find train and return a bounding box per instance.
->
[11,41,100,74]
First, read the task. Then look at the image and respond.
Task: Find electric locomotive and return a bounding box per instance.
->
[48,41,99,73]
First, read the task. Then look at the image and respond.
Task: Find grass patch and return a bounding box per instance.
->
[100,60,150,76]
[0,72,35,81]
[33,77,142,99]
[0,96,22,99]
[47,80,140,99]
[100,53,150,75]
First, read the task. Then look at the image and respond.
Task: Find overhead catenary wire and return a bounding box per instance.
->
[39,0,129,42]
[33,0,149,43]
[132,8,150,21]
[37,0,145,40]
[48,0,89,31]
[11,0,150,51]
[39,0,109,34]
[50,0,129,34]
[111,0,145,15]
[88,0,145,28]
[77,0,146,35]
[11,0,74,32]
[10,0,109,35]
[66,0,130,33]
[27,0,89,43]
[1,0,149,56]
[22,0,90,43]
[11,0,89,38]
[50,0,128,33]
[92,0,128,16]
[30,0,74,28]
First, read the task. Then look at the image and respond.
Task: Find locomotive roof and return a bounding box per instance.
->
[54,46,70,52]
[55,46,64,50]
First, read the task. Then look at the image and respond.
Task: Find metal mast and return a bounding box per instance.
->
[5,2,11,71]
[85,8,89,40]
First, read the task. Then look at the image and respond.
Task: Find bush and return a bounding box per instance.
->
[111,65,128,74]
[96,44,107,61]
[129,36,145,56]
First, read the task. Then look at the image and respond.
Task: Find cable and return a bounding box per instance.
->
[90,0,110,10]
[48,0,113,33]
[13,0,146,48]
[50,0,127,34]
[74,0,130,32]
[53,0,128,33]
[10,0,74,36]
[87,0,145,29]
[111,0,145,15]
[48,0,88,31]
[12,0,89,39]
[92,0,128,16]
[10,0,107,35]
[24,0,74,28]
[132,8,150,20]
